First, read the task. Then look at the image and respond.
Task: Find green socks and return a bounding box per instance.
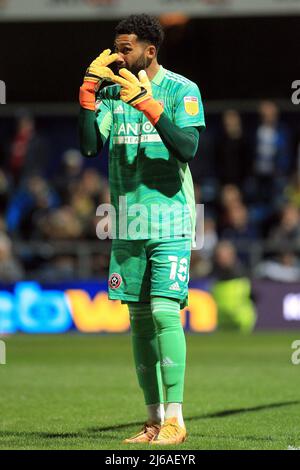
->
[151,297,186,403]
[128,302,163,405]
[128,297,186,405]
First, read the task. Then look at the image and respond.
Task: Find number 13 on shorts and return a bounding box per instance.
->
[168,256,189,283]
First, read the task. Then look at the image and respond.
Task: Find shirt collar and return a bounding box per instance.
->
[151,65,166,86]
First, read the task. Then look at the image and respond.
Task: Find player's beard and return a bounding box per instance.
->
[127,54,152,76]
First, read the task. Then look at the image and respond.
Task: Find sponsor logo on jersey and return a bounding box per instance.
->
[113,135,162,144]
[184,96,199,116]
[109,273,122,289]
[112,121,162,145]
[114,121,157,135]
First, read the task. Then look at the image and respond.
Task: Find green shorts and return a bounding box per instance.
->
[108,237,192,308]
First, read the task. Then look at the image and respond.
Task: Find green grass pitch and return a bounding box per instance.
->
[0,332,300,450]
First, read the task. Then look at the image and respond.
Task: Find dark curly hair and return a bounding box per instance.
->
[115,14,164,51]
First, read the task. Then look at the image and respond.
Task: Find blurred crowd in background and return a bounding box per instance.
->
[0,100,300,284]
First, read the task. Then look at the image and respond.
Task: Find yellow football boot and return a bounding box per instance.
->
[150,417,187,445]
[123,422,161,444]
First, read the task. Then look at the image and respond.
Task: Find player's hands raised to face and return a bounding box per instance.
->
[84,49,120,87]
[112,68,153,107]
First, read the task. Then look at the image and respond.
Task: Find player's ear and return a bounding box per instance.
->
[146,45,157,59]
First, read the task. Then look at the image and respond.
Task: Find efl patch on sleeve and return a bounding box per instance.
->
[184,96,199,116]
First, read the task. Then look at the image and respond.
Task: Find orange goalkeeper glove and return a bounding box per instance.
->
[79,49,119,111]
[113,69,163,125]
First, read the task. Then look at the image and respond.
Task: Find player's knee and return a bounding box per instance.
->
[130,317,156,337]
[152,312,181,333]
[128,303,155,337]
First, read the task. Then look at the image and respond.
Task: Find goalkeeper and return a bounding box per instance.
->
[79,14,205,445]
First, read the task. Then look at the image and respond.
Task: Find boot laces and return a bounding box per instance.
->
[159,422,179,439]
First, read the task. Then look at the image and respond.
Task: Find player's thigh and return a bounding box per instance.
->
[147,238,191,301]
[109,238,151,301]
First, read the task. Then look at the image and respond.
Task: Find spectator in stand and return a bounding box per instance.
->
[221,203,258,243]
[189,128,217,206]
[217,184,243,232]
[221,202,259,264]
[53,149,84,204]
[201,217,218,261]
[284,173,300,209]
[6,110,49,186]
[79,167,109,206]
[220,184,243,209]
[255,251,300,282]
[34,255,77,282]
[0,142,5,170]
[216,110,249,187]
[0,217,6,233]
[0,232,24,282]
[268,204,300,245]
[210,241,256,333]
[211,240,246,280]
[6,175,60,238]
[69,187,95,233]
[38,207,83,240]
[68,168,109,237]
[190,217,218,279]
[252,100,292,203]
[0,170,11,214]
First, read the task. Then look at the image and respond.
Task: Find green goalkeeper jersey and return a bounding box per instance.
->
[96,65,205,240]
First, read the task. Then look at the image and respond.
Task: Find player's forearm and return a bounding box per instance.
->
[154,112,200,163]
[78,107,103,157]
